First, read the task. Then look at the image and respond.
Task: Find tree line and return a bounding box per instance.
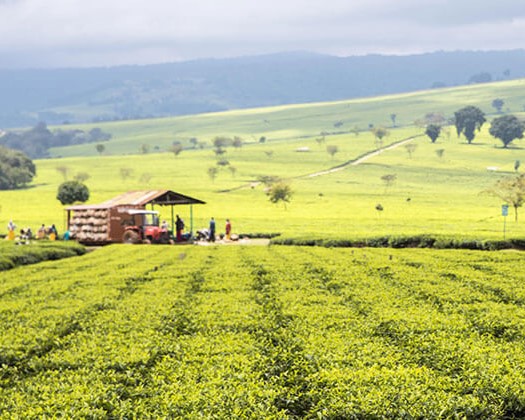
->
[0,122,111,158]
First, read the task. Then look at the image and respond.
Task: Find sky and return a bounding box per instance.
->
[0,0,524,69]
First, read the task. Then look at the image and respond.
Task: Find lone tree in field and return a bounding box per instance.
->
[207,166,219,182]
[268,182,293,209]
[491,98,505,113]
[390,113,397,127]
[232,136,243,150]
[489,115,524,148]
[171,143,183,156]
[74,172,90,182]
[454,106,486,144]
[95,143,105,155]
[515,160,521,173]
[326,145,339,159]
[56,165,70,181]
[372,127,389,148]
[404,143,417,158]
[120,167,133,181]
[380,174,397,193]
[425,124,441,143]
[57,181,89,205]
[484,174,525,222]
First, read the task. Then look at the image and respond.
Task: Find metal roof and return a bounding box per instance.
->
[66,190,205,211]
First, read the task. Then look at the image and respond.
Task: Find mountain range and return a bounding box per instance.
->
[1,49,525,128]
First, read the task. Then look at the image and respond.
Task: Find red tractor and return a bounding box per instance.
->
[122,210,172,244]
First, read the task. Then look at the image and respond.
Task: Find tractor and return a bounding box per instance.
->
[122,209,172,244]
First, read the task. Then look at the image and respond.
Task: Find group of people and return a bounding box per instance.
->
[207,217,232,242]
[5,220,60,242]
[161,215,233,243]
[161,215,187,242]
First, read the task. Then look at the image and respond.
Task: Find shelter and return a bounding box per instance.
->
[65,190,205,244]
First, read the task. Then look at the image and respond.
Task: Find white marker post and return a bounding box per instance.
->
[502,204,509,240]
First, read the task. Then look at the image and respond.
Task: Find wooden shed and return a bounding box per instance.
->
[65,190,205,244]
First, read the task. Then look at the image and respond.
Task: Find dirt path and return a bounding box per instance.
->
[218,135,422,193]
[304,135,420,178]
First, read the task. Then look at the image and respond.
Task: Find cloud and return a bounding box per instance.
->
[0,0,524,68]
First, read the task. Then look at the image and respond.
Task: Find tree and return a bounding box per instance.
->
[390,114,397,127]
[372,127,389,148]
[415,112,446,128]
[0,146,36,189]
[171,143,183,156]
[120,167,133,181]
[515,160,521,173]
[74,172,90,182]
[232,136,243,150]
[454,106,486,144]
[56,181,89,205]
[404,143,417,158]
[435,149,445,159]
[268,182,293,209]
[326,145,339,159]
[484,174,525,222]
[139,173,153,184]
[380,174,397,192]
[56,165,70,181]
[140,144,150,154]
[425,124,441,143]
[96,143,105,155]
[189,137,198,148]
[468,72,492,84]
[492,98,505,113]
[207,166,219,182]
[259,136,267,144]
[489,115,524,148]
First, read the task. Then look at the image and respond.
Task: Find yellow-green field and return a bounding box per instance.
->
[1,79,525,240]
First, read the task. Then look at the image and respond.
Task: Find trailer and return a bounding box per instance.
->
[65,190,205,245]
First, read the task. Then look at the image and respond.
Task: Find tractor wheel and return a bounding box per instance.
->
[123,230,141,244]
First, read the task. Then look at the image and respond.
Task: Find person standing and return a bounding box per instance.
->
[209,217,216,242]
[49,224,58,241]
[225,219,232,240]
[7,220,16,240]
[175,215,185,242]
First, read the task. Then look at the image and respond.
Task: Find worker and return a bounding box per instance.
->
[37,224,46,239]
[225,219,232,240]
[49,224,58,241]
[7,220,16,240]
[209,217,216,242]
[175,215,184,241]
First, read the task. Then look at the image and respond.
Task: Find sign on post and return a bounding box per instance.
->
[502,204,509,217]
[502,204,509,240]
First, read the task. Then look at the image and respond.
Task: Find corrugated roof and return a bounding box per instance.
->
[66,190,205,211]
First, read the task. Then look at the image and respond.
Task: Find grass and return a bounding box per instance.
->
[48,78,525,158]
[1,80,525,241]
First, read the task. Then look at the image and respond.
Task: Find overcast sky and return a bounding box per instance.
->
[1,0,524,69]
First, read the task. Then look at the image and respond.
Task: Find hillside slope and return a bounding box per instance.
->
[1,50,525,127]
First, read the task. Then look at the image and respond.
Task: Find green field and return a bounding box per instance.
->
[1,79,525,417]
[1,245,525,417]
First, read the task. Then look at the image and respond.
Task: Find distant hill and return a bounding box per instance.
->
[1,50,525,128]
